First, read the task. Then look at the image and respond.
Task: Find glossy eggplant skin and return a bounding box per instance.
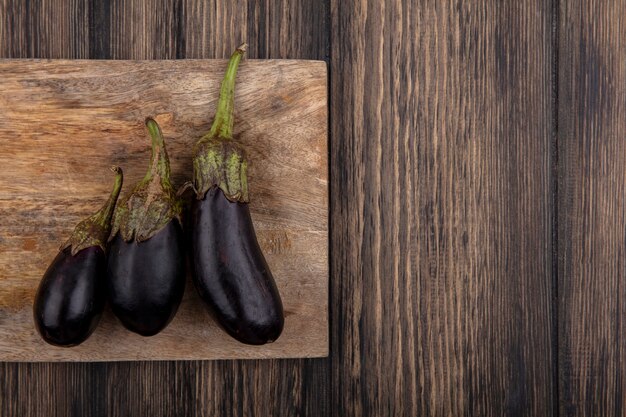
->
[191,187,284,345]
[33,246,106,347]
[107,220,185,336]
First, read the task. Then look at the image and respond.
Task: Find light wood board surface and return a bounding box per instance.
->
[0,59,328,362]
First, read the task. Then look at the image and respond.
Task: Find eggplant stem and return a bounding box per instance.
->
[208,43,247,140]
[144,117,172,188]
[94,166,124,228]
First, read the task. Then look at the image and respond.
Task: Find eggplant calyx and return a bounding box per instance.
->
[193,138,249,202]
[110,118,183,243]
[193,43,249,203]
[62,166,123,256]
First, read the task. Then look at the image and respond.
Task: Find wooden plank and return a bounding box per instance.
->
[330,1,554,415]
[0,0,89,58]
[109,0,184,59]
[0,59,328,362]
[184,0,327,60]
[558,2,626,415]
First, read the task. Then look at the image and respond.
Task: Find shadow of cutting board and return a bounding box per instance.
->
[0,59,327,361]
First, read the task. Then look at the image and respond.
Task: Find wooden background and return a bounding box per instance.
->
[0,0,624,416]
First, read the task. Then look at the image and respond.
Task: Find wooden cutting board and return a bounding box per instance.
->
[0,59,328,361]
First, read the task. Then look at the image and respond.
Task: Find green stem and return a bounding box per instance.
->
[144,117,172,187]
[94,166,123,228]
[208,43,247,140]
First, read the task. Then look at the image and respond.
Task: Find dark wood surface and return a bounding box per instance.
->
[331,1,554,416]
[0,0,624,416]
[557,2,626,416]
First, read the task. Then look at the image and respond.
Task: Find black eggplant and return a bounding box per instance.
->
[107,118,185,336]
[191,44,284,345]
[33,166,123,347]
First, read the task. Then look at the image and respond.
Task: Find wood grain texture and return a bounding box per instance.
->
[330,1,554,415]
[0,1,329,416]
[0,0,89,58]
[0,59,328,361]
[184,0,328,60]
[15,0,626,415]
[558,2,626,416]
